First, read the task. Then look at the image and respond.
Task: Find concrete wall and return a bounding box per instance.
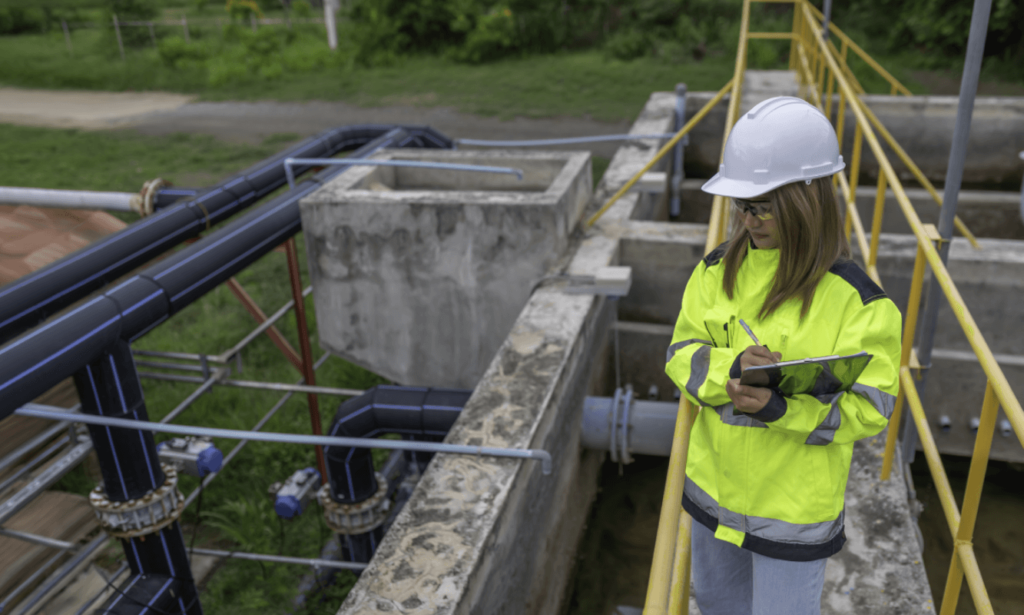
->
[300,149,591,389]
[682,91,1024,190]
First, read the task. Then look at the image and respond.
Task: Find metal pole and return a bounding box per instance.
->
[907,0,993,464]
[61,19,73,56]
[182,14,190,42]
[1018,151,1024,224]
[0,417,72,474]
[286,237,328,483]
[671,84,687,218]
[821,0,833,42]
[0,186,138,212]
[8,533,110,615]
[112,14,125,61]
[15,406,554,474]
[0,526,77,551]
[188,547,367,571]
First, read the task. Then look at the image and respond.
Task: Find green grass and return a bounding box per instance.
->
[0,26,740,122]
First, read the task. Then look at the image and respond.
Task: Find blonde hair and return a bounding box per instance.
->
[721,177,850,319]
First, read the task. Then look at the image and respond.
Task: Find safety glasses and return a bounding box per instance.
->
[732,198,774,221]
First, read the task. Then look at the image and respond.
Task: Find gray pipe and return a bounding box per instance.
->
[908,0,993,464]
[0,186,138,212]
[14,406,553,475]
[821,0,833,42]
[581,393,678,459]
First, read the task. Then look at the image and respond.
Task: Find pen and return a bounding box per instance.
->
[738,319,761,346]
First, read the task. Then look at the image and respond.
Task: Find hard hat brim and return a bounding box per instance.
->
[699,174,782,199]
[700,166,845,199]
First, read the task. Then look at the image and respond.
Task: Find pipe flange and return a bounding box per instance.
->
[318,473,390,535]
[134,178,167,217]
[89,463,184,539]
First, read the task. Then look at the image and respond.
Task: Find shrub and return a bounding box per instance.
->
[451,6,517,63]
[604,28,649,61]
[0,8,44,35]
[158,35,209,68]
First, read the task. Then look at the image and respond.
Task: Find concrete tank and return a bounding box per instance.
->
[299,149,592,389]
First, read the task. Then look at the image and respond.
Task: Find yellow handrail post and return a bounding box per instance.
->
[643,399,696,615]
[939,380,999,615]
[667,509,694,614]
[847,123,864,198]
[881,239,928,480]
[585,81,733,228]
[867,172,887,268]
[899,367,961,534]
[788,0,801,71]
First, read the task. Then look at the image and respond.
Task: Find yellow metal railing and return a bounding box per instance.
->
[636,1,1024,614]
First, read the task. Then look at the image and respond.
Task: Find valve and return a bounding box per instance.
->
[271,467,321,519]
[157,436,223,478]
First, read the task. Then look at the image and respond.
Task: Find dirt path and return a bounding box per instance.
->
[0,88,635,158]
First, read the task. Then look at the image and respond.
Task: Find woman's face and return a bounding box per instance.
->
[735,197,779,249]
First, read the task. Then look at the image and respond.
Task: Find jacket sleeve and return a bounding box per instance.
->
[665,261,743,408]
[745,292,902,446]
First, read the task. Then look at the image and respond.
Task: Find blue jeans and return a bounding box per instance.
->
[691,521,827,615]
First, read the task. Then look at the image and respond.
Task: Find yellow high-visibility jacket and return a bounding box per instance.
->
[665,242,901,561]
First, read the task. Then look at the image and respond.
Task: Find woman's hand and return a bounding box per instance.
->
[726,379,773,413]
[739,345,782,371]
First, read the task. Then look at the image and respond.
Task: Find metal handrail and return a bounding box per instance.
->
[646,1,1023,613]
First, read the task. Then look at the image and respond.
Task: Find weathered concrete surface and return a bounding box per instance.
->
[301,149,591,389]
[682,86,1024,189]
[335,237,615,615]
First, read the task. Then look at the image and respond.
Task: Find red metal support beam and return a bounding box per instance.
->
[285,237,327,483]
[223,278,304,373]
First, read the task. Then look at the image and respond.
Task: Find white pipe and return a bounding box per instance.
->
[0,187,138,212]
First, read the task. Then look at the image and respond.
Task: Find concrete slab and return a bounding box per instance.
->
[740,69,801,115]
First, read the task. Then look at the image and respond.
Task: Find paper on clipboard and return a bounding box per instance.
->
[739,351,873,397]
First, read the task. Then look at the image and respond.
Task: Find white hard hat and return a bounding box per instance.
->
[701,96,845,198]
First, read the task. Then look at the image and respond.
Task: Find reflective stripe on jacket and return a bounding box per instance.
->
[665,242,901,561]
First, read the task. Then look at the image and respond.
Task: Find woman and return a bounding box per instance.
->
[665,97,902,615]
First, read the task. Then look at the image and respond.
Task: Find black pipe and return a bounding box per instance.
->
[79,339,200,614]
[100,574,190,615]
[0,125,450,346]
[0,127,453,420]
[325,385,470,563]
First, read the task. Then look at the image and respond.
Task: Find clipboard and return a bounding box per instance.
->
[739,351,873,397]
